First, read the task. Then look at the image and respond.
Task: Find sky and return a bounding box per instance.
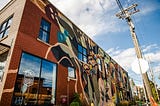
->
[0,0,160,87]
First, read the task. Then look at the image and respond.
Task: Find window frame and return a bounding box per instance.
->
[97,58,102,71]
[0,16,13,39]
[68,66,76,79]
[0,51,9,81]
[77,44,87,63]
[38,18,51,43]
[13,52,58,105]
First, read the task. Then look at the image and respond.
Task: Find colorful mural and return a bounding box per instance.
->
[30,0,132,105]
[45,2,131,106]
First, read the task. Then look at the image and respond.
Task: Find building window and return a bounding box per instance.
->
[97,58,102,71]
[0,16,13,39]
[0,51,9,81]
[68,67,76,79]
[13,52,57,105]
[78,44,87,62]
[105,63,108,73]
[93,46,98,54]
[104,63,108,78]
[38,18,51,43]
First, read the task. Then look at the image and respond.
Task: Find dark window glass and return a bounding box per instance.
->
[68,67,76,78]
[12,52,57,105]
[78,53,83,61]
[83,48,87,55]
[38,19,50,43]
[0,16,13,39]
[77,44,87,62]
[93,46,98,54]
[78,45,82,53]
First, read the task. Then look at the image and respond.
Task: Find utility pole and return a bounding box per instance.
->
[115,3,153,105]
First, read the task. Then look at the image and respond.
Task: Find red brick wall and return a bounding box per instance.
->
[1,0,82,105]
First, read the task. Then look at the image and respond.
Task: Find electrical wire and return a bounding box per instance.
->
[115,0,126,16]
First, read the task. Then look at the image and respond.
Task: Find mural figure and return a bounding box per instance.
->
[83,64,94,103]
[87,55,100,105]
[98,71,106,106]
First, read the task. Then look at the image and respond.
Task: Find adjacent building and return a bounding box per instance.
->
[0,0,131,105]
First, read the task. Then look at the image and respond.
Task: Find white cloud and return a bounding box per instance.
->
[1,0,159,38]
[50,0,125,38]
[106,44,160,86]
[111,47,136,70]
[106,48,114,54]
[144,52,160,63]
[49,0,160,38]
[107,44,160,71]
[139,3,160,16]
[142,44,157,52]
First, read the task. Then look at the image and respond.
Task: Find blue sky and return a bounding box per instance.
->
[1,0,160,87]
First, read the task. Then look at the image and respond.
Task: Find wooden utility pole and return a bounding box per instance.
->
[116,3,153,105]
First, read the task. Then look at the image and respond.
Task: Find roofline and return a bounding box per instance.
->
[0,0,16,15]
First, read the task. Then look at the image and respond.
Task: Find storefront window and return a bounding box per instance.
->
[40,60,57,104]
[18,52,41,77]
[12,52,57,106]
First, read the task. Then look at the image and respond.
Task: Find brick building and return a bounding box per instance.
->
[0,0,131,105]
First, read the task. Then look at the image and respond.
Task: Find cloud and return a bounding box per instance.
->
[108,44,160,71]
[144,52,160,63]
[1,0,159,38]
[138,1,160,16]
[50,0,126,38]
[106,44,160,86]
[107,47,136,70]
[153,65,160,73]
[50,0,160,39]
[142,44,157,52]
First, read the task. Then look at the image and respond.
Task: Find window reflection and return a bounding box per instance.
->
[12,52,57,106]
[0,16,13,38]
[97,58,102,71]
[18,53,41,77]
[40,60,57,104]
[68,67,75,79]
[38,18,51,43]
[0,51,9,81]
[77,44,87,62]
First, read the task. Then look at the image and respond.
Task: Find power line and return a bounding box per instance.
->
[115,0,125,15]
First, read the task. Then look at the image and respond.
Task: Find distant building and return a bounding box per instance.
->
[129,78,136,98]
[0,0,131,105]
[135,86,144,101]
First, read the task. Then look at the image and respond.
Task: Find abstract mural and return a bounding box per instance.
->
[45,2,131,106]
[29,0,132,105]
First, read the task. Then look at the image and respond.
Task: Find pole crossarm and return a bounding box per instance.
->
[116,4,139,19]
